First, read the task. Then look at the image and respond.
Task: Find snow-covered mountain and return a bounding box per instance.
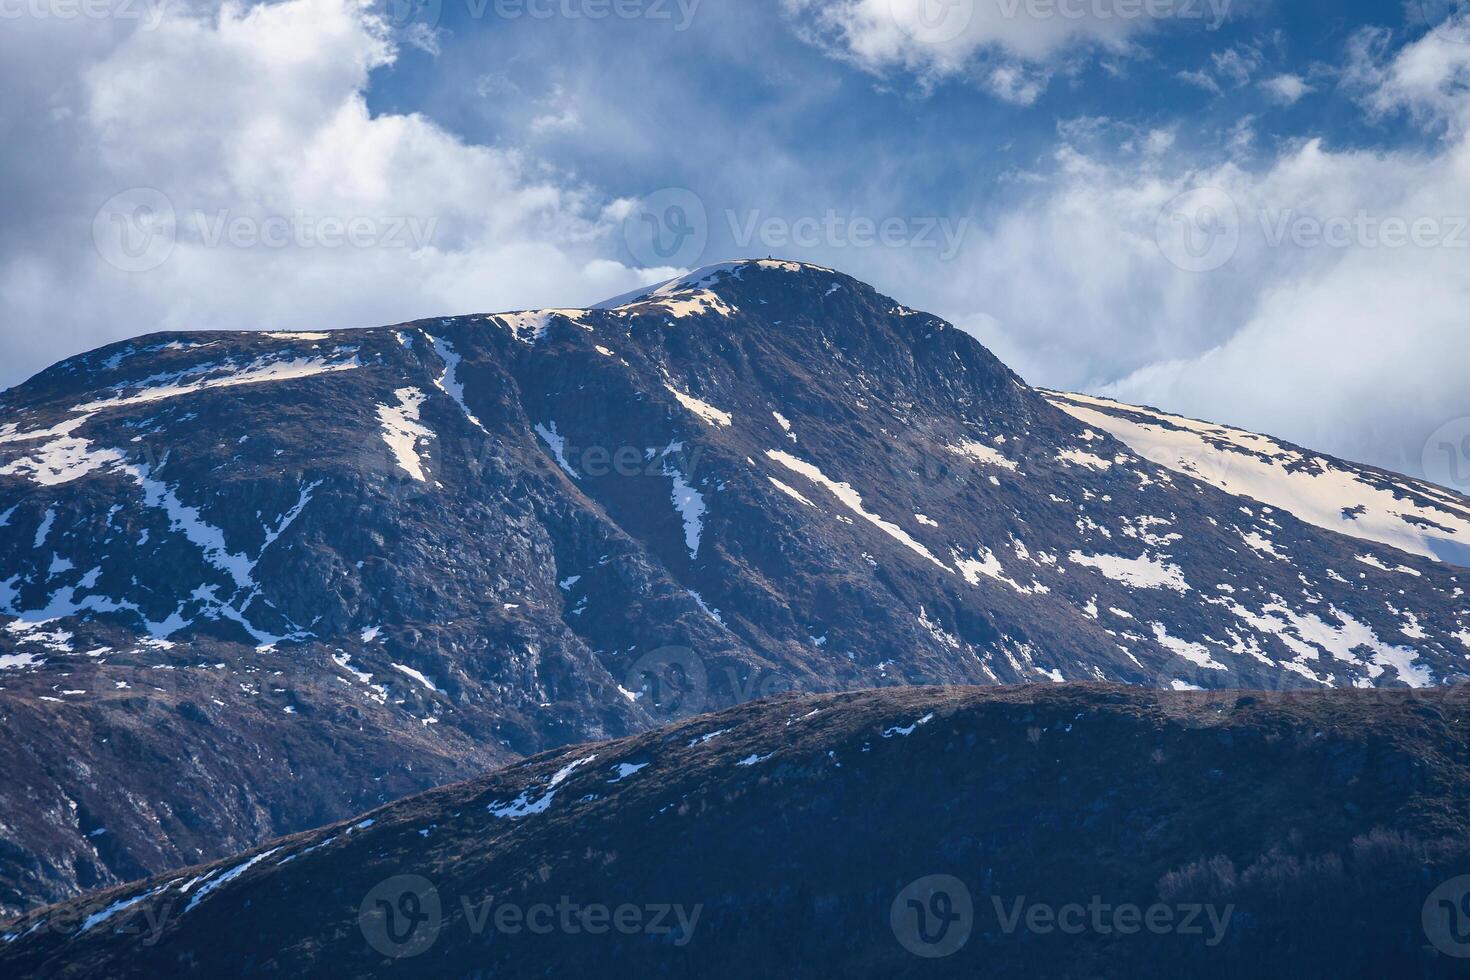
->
[1,259,1468,915]
[1044,390,1470,568]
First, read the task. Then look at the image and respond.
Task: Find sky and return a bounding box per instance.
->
[3,0,1470,486]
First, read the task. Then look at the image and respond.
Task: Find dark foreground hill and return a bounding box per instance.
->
[4,259,1470,914]
[6,684,1470,979]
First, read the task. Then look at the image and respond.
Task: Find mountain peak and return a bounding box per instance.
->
[593,259,856,311]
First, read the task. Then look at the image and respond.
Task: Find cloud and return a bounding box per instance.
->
[404,22,446,57]
[0,0,669,390]
[1176,41,1264,94]
[928,27,1470,477]
[1142,128,1176,155]
[781,0,1232,100]
[1210,43,1262,85]
[3,0,1465,487]
[1054,116,1176,157]
[1261,72,1311,105]
[1176,67,1222,94]
[1348,23,1470,126]
[987,64,1049,105]
[528,84,584,134]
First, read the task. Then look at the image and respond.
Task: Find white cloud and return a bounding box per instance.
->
[1176,67,1222,93]
[3,0,1465,491]
[987,64,1049,105]
[1142,128,1176,155]
[531,108,584,133]
[1262,72,1311,105]
[1349,23,1470,126]
[781,0,1230,100]
[1225,114,1256,152]
[403,23,445,57]
[1176,41,1263,94]
[529,84,584,134]
[0,0,667,389]
[1210,43,1262,86]
[927,27,1470,477]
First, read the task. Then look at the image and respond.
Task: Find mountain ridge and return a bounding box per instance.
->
[1,258,1467,916]
[5,683,1470,978]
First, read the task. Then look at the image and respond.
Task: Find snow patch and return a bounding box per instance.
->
[0,434,124,487]
[665,385,733,427]
[488,754,597,819]
[391,663,441,694]
[767,450,946,570]
[1356,554,1421,577]
[769,477,815,507]
[1069,551,1190,592]
[75,354,361,416]
[1151,623,1227,671]
[950,441,1018,472]
[954,549,1048,596]
[665,464,706,558]
[609,762,649,783]
[495,310,587,343]
[1239,529,1287,560]
[80,885,166,934]
[1046,390,1470,567]
[1056,448,1113,471]
[882,713,935,738]
[376,388,434,483]
[535,421,579,478]
[425,333,487,432]
[33,508,56,548]
[183,848,282,914]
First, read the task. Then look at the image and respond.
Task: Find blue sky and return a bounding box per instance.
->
[3,0,1470,484]
[375,0,1424,193]
[370,0,1435,250]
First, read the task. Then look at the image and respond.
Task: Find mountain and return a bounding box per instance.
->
[2,258,1469,916]
[1041,390,1470,569]
[5,684,1470,978]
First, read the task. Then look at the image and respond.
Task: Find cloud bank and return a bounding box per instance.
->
[933,23,1470,477]
[0,0,674,388]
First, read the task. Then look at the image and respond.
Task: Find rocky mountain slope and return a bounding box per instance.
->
[2,259,1468,915]
[5,685,1470,978]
